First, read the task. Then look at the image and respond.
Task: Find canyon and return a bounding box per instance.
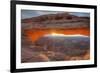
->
[21,12,90,63]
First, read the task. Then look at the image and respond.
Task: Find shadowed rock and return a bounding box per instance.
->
[22,12,90,29]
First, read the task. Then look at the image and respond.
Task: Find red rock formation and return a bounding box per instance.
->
[22,12,90,29]
[21,12,90,63]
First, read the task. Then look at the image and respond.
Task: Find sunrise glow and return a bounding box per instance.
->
[51,32,63,36]
[26,28,90,42]
[45,32,89,37]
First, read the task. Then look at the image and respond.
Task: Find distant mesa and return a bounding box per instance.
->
[34,34,90,50]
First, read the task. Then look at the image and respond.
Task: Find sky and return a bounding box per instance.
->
[21,10,90,19]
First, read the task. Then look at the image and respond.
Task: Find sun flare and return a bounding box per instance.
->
[51,32,60,36]
[51,32,67,36]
